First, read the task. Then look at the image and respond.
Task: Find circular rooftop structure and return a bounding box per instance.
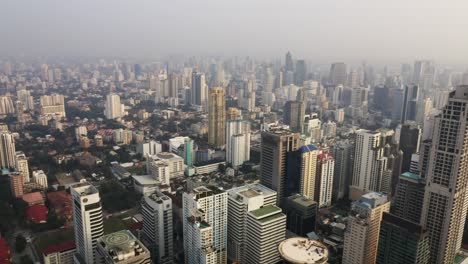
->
[278,237,329,264]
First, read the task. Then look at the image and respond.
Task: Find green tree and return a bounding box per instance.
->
[15,234,27,253]
[19,255,34,264]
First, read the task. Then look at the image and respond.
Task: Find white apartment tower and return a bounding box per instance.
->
[343,192,390,264]
[141,191,173,264]
[316,152,335,207]
[0,131,16,169]
[183,186,227,264]
[226,120,250,167]
[420,86,468,263]
[104,93,124,119]
[226,184,276,263]
[71,181,104,264]
[298,145,318,199]
[243,205,286,264]
[15,151,29,183]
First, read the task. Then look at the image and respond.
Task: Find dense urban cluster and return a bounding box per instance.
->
[0,53,467,264]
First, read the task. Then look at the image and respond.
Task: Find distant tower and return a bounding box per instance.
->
[191,71,208,110]
[283,101,305,133]
[208,87,226,147]
[141,191,173,264]
[9,172,24,198]
[287,145,318,199]
[316,152,335,207]
[226,120,250,167]
[420,86,468,263]
[294,60,307,86]
[285,51,294,72]
[15,151,29,183]
[329,62,347,86]
[104,93,124,119]
[183,186,228,264]
[332,141,354,201]
[71,181,104,264]
[261,128,300,204]
[343,192,390,264]
[398,122,421,173]
[0,131,16,169]
[401,85,419,123]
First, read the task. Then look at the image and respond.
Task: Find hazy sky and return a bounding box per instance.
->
[1,0,468,64]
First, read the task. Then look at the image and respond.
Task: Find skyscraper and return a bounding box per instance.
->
[183,186,227,264]
[191,71,207,110]
[401,85,419,123]
[282,194,318,237]
[316,152,335,207]
[398,122,421,173]
[0,131,16,169]
[97,230,151,264]
[226,184,276,263]
[71,181,104,264]
[261,128,300,204]
[104,93,124,119]
[9,172,24,198]
[329,62,347,86]
[183,138,194,167]
[285,51,294,73]
[16,89,34,111]
[391,172,425,225]
[376,213,430,264]
[226,120,250,167]
[283,100,305,133]
[294,59,307,86]
[343,192,390,264]
[208,87,226,147]
[332,141,354,201]
[244,205,286,264]
[141,191,173,264]
[420,86,468,263]
[15,151,29,183]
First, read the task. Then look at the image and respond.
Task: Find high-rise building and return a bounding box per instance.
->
[104,94,124,119]
[391,172,425,224]
[332,141,354,201]
[316,152,335,207]
[208,87,226,147]
[191,71,208,110]
[226,107,241,121]
[282,194,318,237]
[226,184,276,263]
[398,122,421,173]
[15,151,29,183]
[294,60,307,86]
[0,96,15,115]
[376,213,430,264]
[9,172,24,198]
[329,62,347,86]
[285,51,294,73]
[71,181,104,264]
[97,230,151,264]
[291,145,318,199]
[420,86,468,263]
[141,191,173,264]
[401,85,419,123]
[183,138,194,167]
[284,101,305,133]
[16,90,34,111]
[261,128,300,204]
[0,131,16,169]
[343,192,390,264]
[243,205,286,264]
[183,186,227,264]
[226,120,250,167]
[40,94,66,118]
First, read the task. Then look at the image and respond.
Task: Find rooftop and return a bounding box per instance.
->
[71,181,99,196]
[300,144,318,153]
[98,230,150,263]
[286,194,317,208]
[401,171,423,182]
[250,205,282,219]
[192,185,224,200]
[278,237,329,264]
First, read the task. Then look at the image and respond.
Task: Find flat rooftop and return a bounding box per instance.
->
[278,237,329,264]
[71,181,98,196]
[250,205,282,219]
[98,230,149,262]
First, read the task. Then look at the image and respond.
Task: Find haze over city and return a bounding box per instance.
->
[1,0,468,64]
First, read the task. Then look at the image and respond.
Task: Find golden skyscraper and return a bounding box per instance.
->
[208,87,226,147]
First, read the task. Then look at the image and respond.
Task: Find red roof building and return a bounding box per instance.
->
[47,191,73,225]
[0,237,11,264]
[42,240,76,264]
[26,204,48,223]
[22,192,45,206]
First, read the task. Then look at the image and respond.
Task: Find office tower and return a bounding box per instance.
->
[97,230,151,264]
[287,145,318,199]
[399,122,421,173]
[416,97,433,124]
[304,114,322,143]
[183,186,227,264]
[376,213,430,264]
[294,60,307,86]
[349,87,369,119]
[265,66,275,92]
[104,93,124,119]
[283,100,305,133]
[261,128,300,204]
[226,120,250,167]
[191,71,207,109]
[332,141,354,201]
[226,107,241,121]
[373,85,391,115]
[329,62,347,86]
[420,86,468,263]
[75,126,87,142]
[316,152,334,207]
[147,161,170,185]
[283,194,318,237]
[141,191,173,264]
[243,205,286,264]
[413,60,434,91]
[285,51,294,72]
[348,69,360,88]
[71,181,104,264]
[15,151,29,183]
[208,87,226,147]
[183,138,194,167]
[391,172,425,224]
[168,73,179,98]
[0,131,16,169]
[16,90,34,110]
[9,172,24,198]
[40,94,66,117]
[392,87,406,121]
[227,184,276,263]
[0,96,14,116]
[343,192,390,264]
[401,85,419,123]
